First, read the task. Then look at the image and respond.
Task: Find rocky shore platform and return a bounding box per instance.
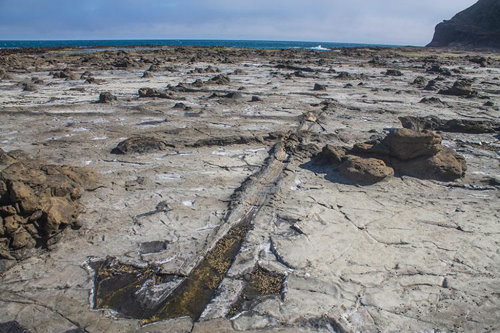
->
[0,46,498,332]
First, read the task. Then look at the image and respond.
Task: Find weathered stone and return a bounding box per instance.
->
[394,147,467,181]
[382,129,441,160]
[138,87,172,98]
[385,69,403,76]
[0,151,95,261]
[316,145,346,164]
[208,74,230,85]
[11,227,36,249]
[4,215,22,234]
[339,155,394,185]
[98,91,117,103]
[111,136,171,154]
[313,83,327,91]
[439,80,476,97]
[44,197,78,234]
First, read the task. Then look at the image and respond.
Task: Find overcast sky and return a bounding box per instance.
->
[0,0,477,45]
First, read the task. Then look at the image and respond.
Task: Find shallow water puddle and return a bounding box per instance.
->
[91,216,254,323]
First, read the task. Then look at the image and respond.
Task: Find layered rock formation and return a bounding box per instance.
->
[427,0,500,49]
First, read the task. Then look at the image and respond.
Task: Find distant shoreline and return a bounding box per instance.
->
[0,39,404,50]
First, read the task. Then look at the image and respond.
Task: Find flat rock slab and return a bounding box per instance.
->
[0,46,498,332]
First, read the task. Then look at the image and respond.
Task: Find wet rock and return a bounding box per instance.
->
[0,150,95,261]
[399,116,500,134]
[383,129,442,160]
[439,79,476,97]
[339,155,394,185]
[229,267,285,317]
[111,136,172,154]
[385,69,403,76]
[250,96,262,102]
[142,71,153,78]
[98,92,117,103]
[313,83,327,91]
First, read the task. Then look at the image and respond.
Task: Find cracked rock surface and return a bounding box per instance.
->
[0,46,498,332]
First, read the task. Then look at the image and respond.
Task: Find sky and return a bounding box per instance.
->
[0,0,478,46]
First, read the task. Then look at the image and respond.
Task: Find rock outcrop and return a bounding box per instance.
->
[316,129,467,184]
[0,149,96,262]
[111,136,172,154]
[399,116,500,134]
[427,0,500,49]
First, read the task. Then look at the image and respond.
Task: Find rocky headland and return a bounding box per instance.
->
[428,0,500,49]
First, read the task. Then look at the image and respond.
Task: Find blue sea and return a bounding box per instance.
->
[0,39,399,50]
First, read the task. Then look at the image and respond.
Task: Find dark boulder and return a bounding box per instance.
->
[98,92,117,103]
[419,97,446,105]
[208,74,230,85]
[111,136,172,154]
[439,80,476,96]
[313,83,327,91]
[385,69,403,76]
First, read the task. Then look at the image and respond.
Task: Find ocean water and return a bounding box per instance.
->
[0,39,398,50]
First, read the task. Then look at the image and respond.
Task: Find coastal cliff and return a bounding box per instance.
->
[427,0,500,49]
